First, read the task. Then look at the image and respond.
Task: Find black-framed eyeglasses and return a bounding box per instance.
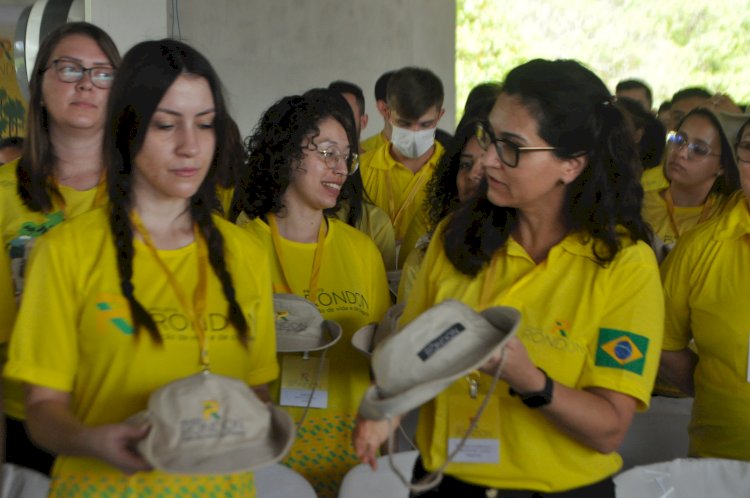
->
[666,131,720,160]
[736,140,750,163]
[43,58,116,89]
[475,121,555,168]
[305,143,359,175]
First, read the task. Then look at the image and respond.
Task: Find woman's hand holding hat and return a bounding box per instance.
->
[352,414,402,470]
[84,422,153,475]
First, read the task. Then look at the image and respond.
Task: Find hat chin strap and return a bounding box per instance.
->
[385,348,508,494]
[295,348,329,431]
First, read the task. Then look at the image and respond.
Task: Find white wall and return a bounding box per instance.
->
[86,0,167,54]
[170,0,456,138]
[1,0,456,136]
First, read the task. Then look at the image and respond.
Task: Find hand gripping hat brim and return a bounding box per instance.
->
[130,372,295,474]
[358,300,521,420]
[351,303,405,357]
[274,293,342,353]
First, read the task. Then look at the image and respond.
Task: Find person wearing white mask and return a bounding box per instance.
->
[358,67,445,265]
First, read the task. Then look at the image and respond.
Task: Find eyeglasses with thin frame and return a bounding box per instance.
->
[736,141,750,163]
[305,143,359,175]
[43,58,116,89]
[666,131,720,160]
[475,121,555,168]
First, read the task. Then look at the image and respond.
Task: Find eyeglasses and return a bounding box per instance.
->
[737,141,750,163]
[305,143,359,175]
[475,122,555,168]
[43,58,116,89]
[666,131,720,160]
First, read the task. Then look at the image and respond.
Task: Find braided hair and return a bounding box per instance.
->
[103,39,248,344]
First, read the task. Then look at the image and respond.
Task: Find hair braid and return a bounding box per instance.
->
[108,174,161,343]
[191,198,249,345]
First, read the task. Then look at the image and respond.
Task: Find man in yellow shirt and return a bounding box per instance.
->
[359,67,445,249]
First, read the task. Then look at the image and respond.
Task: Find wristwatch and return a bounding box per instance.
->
[509,367,554,408]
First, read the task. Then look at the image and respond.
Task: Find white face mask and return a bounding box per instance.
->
[390,125,436,159]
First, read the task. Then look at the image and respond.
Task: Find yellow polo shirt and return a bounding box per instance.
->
[401,226,663,492]
[360,131,387,154]
[359,141,444,243]
[662,191,750,460]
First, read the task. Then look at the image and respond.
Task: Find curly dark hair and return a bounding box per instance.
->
[444,59,651,277]
[232,90,358,222]
[103,39,248,344]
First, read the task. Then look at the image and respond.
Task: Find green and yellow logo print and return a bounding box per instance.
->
[95,293,134,335]
[595,328,649,375]
[203,400,220,421]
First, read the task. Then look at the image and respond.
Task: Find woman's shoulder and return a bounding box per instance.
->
[213,214,271,251]
[669,192,749,257]
[0,158,19,188]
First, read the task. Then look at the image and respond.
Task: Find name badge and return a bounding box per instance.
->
[746,332,750,383]
[447,393,501,463]
[280,355,329,409]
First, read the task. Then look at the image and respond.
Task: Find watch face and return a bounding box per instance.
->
[521,393,552,408]
[520,368,553,408]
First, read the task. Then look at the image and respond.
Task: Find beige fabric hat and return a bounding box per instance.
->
[358,300,521,420]
[130,372,295,474]
[274,294,342,353]
[351,303,405,357]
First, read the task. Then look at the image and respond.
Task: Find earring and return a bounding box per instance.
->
[557,179,566,186]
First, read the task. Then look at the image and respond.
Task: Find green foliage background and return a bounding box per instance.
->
[456,0,750,118]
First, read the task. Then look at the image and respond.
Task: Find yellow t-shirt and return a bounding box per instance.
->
[237,215,390,498]
[360,131,387,154]
[4,208,278,497]
[641,164,669,192]
[661,192,750,460]
[401,227,663,492]
[359,141,444,242]
[642,188,722,247]
[0,158,106,419]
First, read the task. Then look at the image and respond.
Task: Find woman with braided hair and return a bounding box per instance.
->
[5,39,277,497]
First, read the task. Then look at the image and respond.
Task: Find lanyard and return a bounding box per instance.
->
[52,172,108,215]
[267,213,326,304]
[131,211,210,369]
[664,188,714,238]
[384,166,430,238]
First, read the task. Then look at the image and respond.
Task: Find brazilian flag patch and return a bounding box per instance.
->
[595,328,649,375]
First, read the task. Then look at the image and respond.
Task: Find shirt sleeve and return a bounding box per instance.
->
[233,230,279,387]
[578,242,664,409]
[660,237,696,351]
[398,224,445,328]
[0,249,16,344]
[4,231,80,392]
